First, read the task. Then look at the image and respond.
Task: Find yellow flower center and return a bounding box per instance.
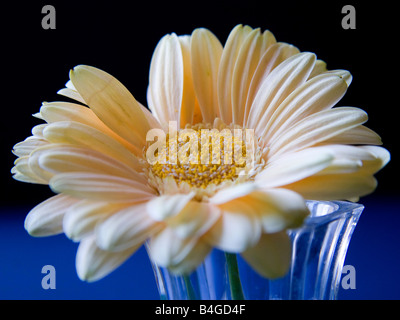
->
[145,123,252,189]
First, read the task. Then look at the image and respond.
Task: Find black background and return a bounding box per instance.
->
[1,0,398,206]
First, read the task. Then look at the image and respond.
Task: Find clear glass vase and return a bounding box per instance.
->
[148,200,363,300]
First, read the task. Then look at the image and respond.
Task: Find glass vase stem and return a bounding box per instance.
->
[225,252,245,300]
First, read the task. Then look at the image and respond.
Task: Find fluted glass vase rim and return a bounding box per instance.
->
[303,200,364,228]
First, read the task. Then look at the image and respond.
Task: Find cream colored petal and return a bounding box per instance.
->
[146,193,195,221]
[231,28,276,125]
[11,168,44,184]
[311,145,388,176]
[148,33,183,128]
[39,101,101,126]
[156,175,180,195]
[309,145,366,175]
[76,235,138,282]
[148,227,212,274]
[212,187,308,234]
[231,29,262,125]
[57,88,87,104]
[70,65,152,150]
[191,28,223,123]
[284,172,377,201]
[262,73,348,142]
[137,100,162,130]
[325,69,353,87]
[12,136,48,157]
[191,97,203,124]
[96,203,161,252]
[308,59,327,78]
[316,144,377,160]
[24,194,79,237]
[218,24,253,124]
[148,227,190,266]
[167,239,211,275]
[204,200,262,253]
[65,79,76,90]
[279,146,388,200]
[244,43,300,126]
[43,121,142,171]
[358,146,390,174]
[256,147,334,188]
[178,35,198,127]
[268,107,368,157]
[31,144,145,183]
[13,156,48,184]
[241,188,309,233]
[241,231,291,279]
[57,80,86,104]
[146,87,160,125]
[50,172,156,202]
[259,29,277,53]
[167,201,221,239]
[318,125,382,146]
[317,158,362,175]
[63,200,129,241]
[247,53,316,135]
[32,124,47,138]
[209,182,257,205]
[27,149,54,182]
[32,111,43,120]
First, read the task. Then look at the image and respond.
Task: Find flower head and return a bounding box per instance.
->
[12,25,389,281]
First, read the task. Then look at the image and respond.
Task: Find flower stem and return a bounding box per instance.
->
[183,274,197,300]
[225,252,245,300]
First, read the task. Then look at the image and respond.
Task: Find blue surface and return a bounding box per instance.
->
[0,208,159,300]
[0,195,398,300]
[338,196,400,299]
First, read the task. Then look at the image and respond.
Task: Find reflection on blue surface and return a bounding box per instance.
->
[0,195,399,300]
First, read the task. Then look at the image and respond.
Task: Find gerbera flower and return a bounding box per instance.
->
[12,25,389,281]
